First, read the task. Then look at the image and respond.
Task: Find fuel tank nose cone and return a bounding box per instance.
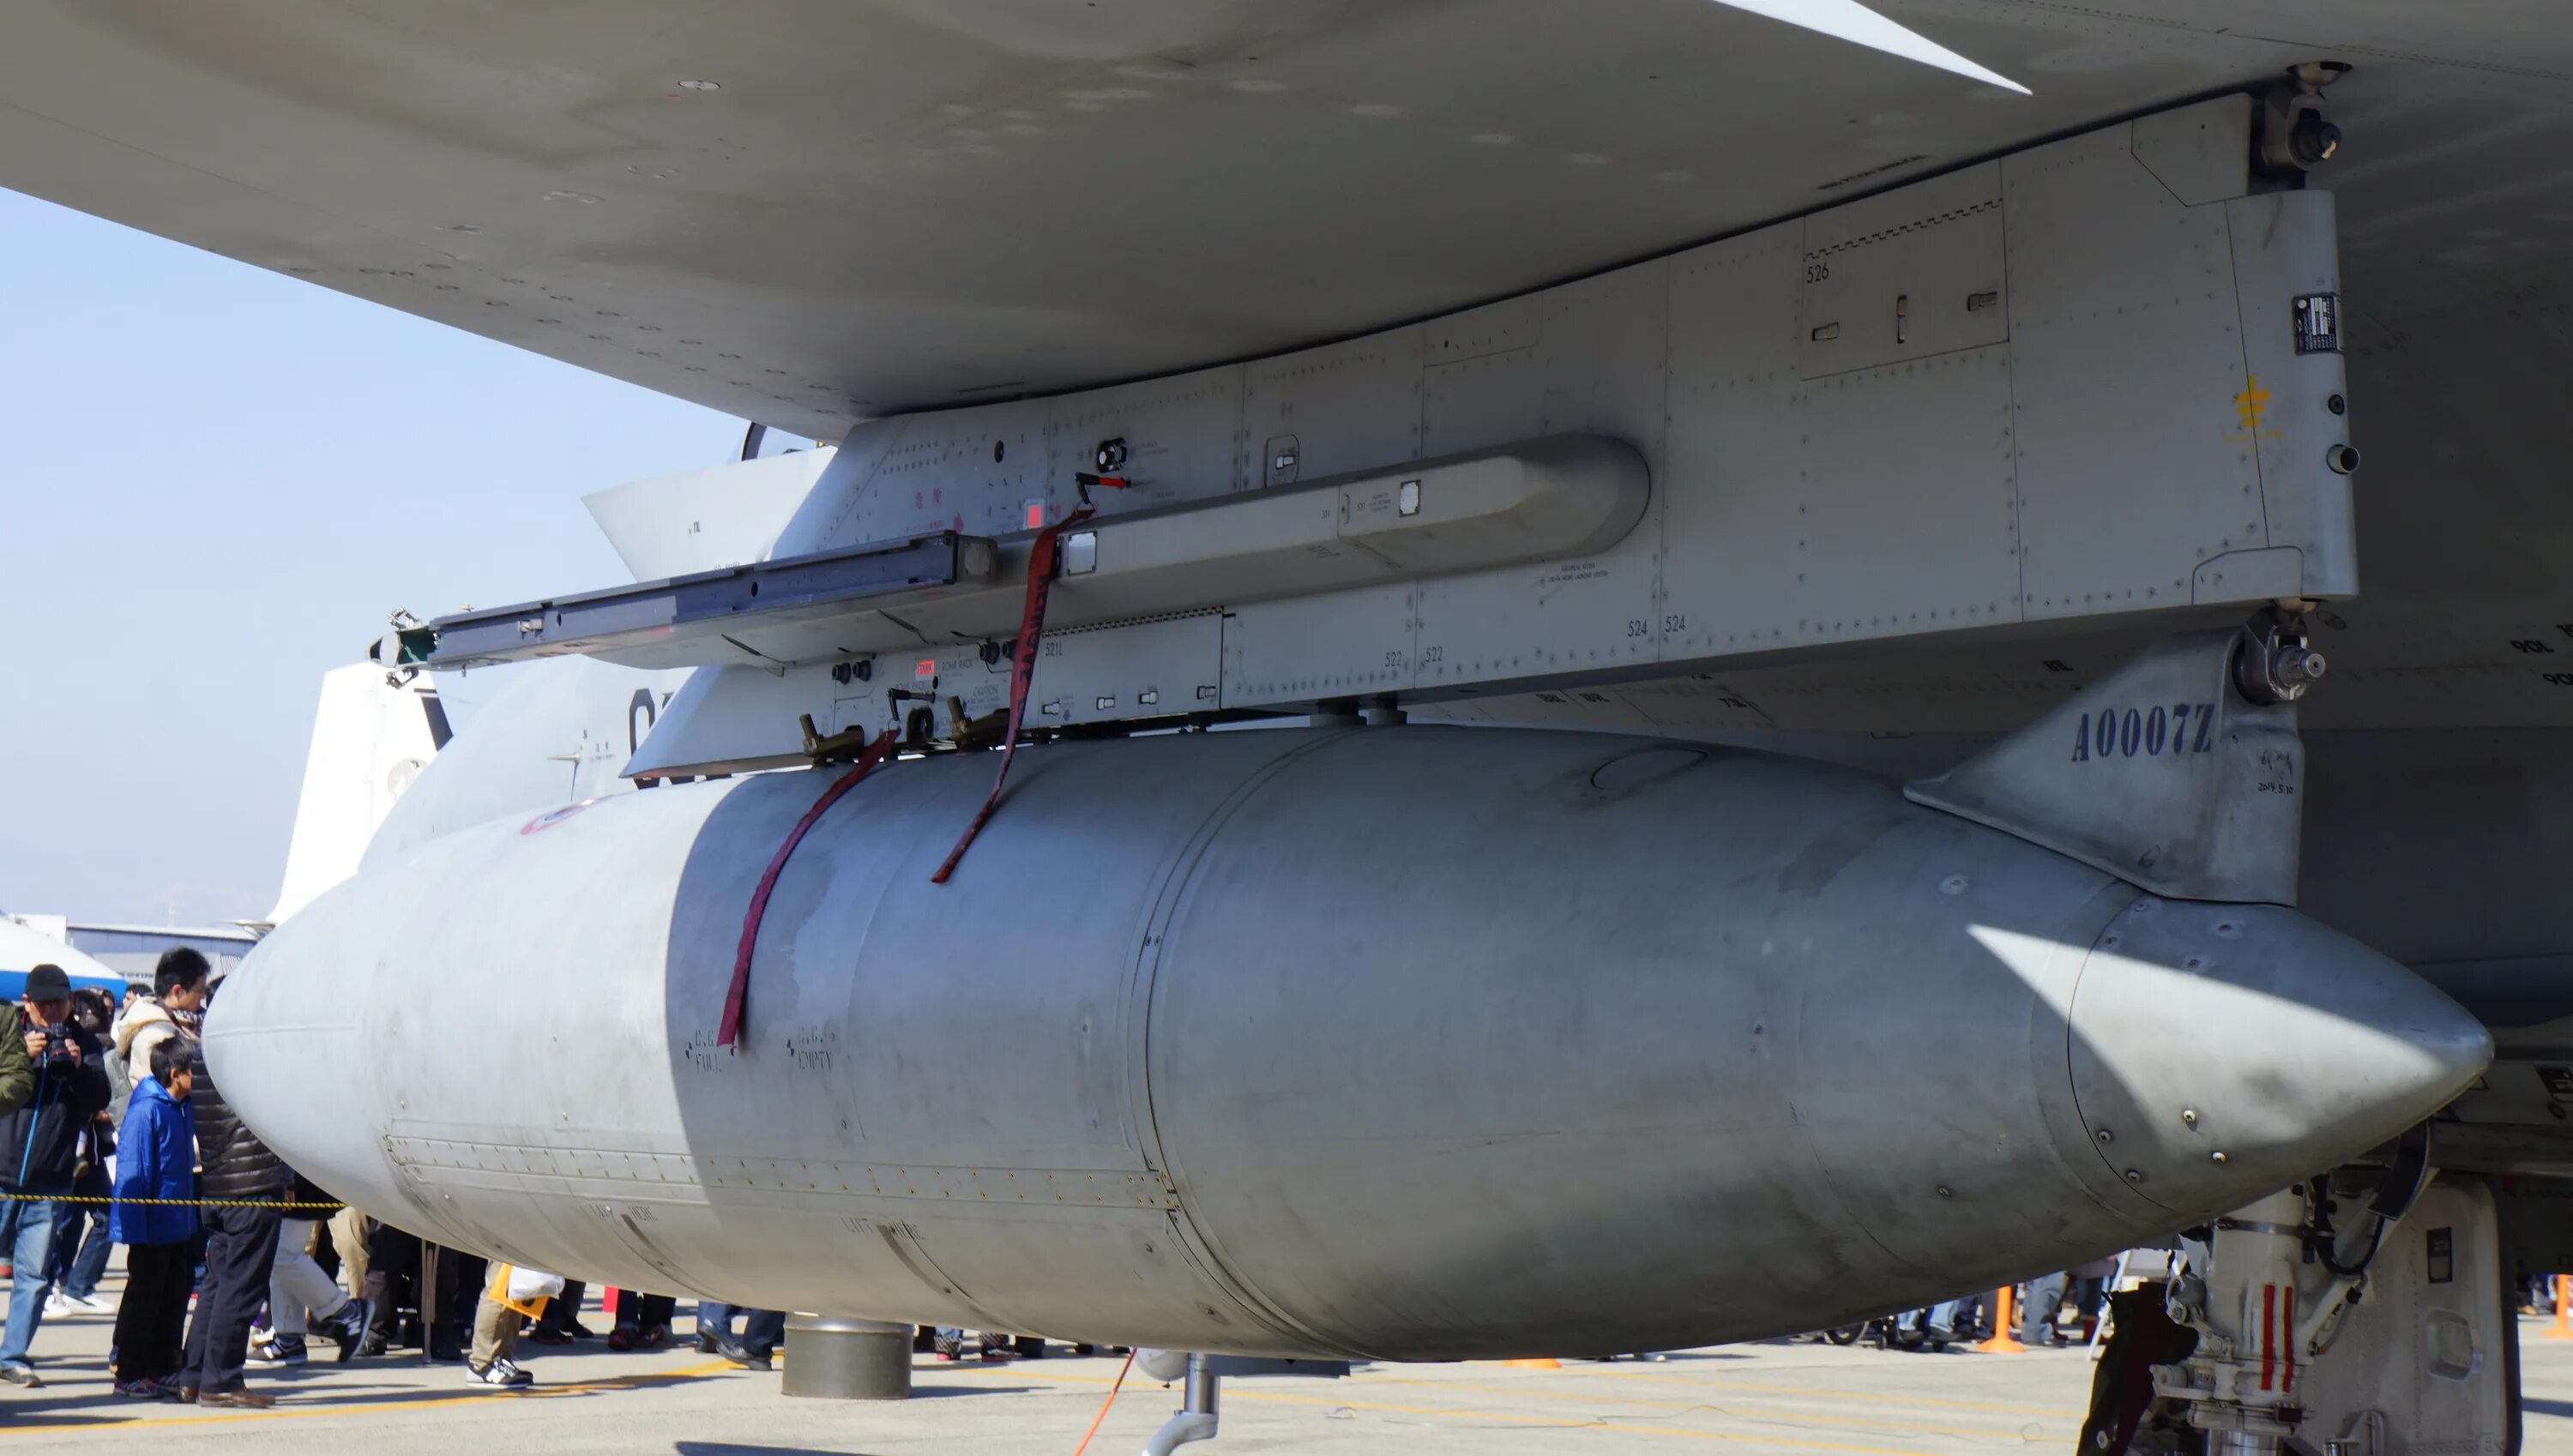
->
[200,885,413,1240]
[2065,899,2491,1213]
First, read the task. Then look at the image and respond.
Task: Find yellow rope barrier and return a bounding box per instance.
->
[0,1191,344,1211]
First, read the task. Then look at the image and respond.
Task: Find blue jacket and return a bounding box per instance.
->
[108,1076,196,1246]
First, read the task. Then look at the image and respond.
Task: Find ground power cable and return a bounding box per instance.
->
[1070,1348,1137,1455]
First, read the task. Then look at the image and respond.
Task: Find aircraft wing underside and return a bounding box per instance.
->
[8,2,2572,744]
[1,1,2566,432]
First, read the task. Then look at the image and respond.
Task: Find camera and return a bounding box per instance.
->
[38,1023,75,1068]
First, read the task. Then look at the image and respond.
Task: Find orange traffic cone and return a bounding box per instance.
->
[1503,1357,1562,1369]
[1974,1285,2028,1353]
[2546,1275,2573,1340]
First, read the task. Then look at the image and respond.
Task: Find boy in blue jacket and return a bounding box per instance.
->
[107,1038,196,1399]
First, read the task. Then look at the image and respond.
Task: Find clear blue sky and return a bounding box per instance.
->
[0,188,748,926]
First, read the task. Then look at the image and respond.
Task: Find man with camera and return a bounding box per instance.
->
[0,963,111,1387]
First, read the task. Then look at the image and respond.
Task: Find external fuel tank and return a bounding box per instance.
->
[210,726,2486,1359]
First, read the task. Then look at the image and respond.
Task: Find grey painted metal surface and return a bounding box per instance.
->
[616,98,2352,777]
[7,6,2572,757]
[0,3,2546,434]
[565,434,1646,683]
[779,1315,912,1401]
[366,646,2573,1212]
[423,531,992,672]
[583,451,836,584]
[365,657,693,868]
[213,725,2486,1361]
[1907,631,2305,905]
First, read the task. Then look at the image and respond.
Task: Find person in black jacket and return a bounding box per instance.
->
[42,987,120,1315]
[176,978,292,1408]
[0,963,111,1387]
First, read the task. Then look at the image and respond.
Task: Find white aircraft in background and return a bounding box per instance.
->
[262,665,449,928]
[0,919,124,1005]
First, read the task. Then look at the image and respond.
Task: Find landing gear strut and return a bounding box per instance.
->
[1131,1351,1350,1455]
[2157,1187,2361,1454]
[2093,1143,2514,1456]
[1139,1353,1220,1456]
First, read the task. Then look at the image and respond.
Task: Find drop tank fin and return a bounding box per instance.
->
[1905,619,2319,905]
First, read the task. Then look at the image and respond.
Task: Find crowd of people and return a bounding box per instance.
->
[0,948,790,1405]
[1819,1254,2135,1352]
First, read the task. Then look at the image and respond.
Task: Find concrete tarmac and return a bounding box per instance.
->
[4,1282,2571,1453]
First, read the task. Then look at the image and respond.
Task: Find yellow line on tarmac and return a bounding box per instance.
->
[1224,1387,1958,1455]
[1365,1377,2071,1444]
[935,1360,2076,1449]
[0,1360,739,1436]
[1591,1369,2085,1419]
[1023,1360,2081,1423]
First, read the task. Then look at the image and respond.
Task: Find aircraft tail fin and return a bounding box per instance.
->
[266,664,448,926]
